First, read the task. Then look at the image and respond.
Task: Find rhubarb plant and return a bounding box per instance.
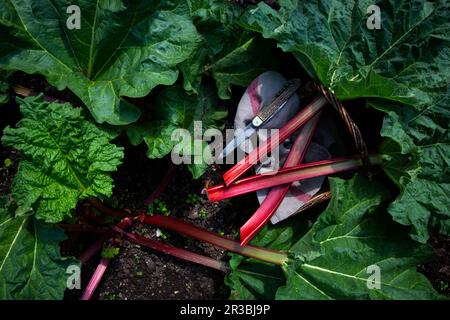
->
[226,176,443,299]
[374,93,450,242]
[1,95,124,222]
[0,197,79,299]
[0,0,201,124]
[126,85,227,178]
[240,0,450,242]
[181,0,278,98]
[0,0,448,301]
[241,0,448,106]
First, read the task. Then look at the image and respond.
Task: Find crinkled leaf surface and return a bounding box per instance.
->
[0,197,79,299]
[0,0,200,124]
[227,176,443,299]
[180,0,278,99]
[373,92,450,242]
[1,96,124,222]
[127,85,226,178]
[241,0,450,242]
[241,0,449,106]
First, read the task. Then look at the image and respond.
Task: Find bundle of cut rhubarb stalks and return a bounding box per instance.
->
[205,81,374,246]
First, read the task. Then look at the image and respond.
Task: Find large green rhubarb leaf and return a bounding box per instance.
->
[241,0,449,106]
[127,85,227,178]
[0,0,200,124]
[227,176,443,299]
[373,92,450,242]
[1,95,124,222]
[181,0,277,99]
[0,197,79,299]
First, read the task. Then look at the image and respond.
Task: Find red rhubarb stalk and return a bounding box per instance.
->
[79,218,133,299]
[80,258,110,300]
[144,163,177,205]
[113,227,228,273]
[88,198,134,217]
[208,155,382,202]
[139,215,288,265]
[223,96,328,186]
[240,112,322,247]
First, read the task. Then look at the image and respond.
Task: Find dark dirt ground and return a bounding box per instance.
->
[1,65,449,299]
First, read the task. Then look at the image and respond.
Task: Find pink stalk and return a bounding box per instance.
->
[223,97,328,186]
[80,258,110,300]
[79,218,133,300]
[208,155,382,202]
[240,112,322,247]
[139,215,288,265]
[144,163,177,205]
[113,227,228,273]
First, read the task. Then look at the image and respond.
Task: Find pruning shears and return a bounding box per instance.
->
[219,78,301,160]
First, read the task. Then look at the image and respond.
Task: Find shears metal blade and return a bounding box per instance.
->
[219,78,301,160]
